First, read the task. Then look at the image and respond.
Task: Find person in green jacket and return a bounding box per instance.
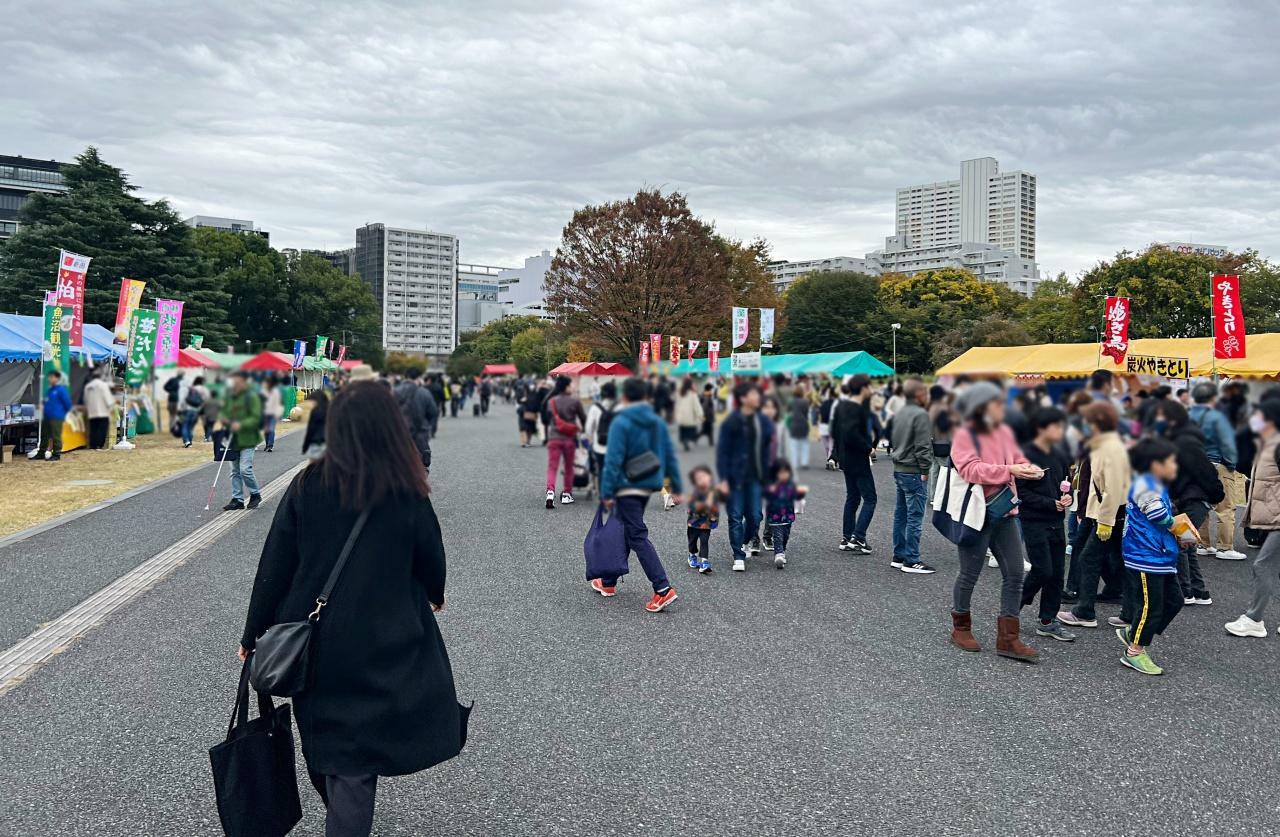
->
[222,371,264,511]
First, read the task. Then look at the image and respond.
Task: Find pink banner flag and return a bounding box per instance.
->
[337,344,348,364]
[639,341,650,366]
[55,250,91,348]
[155,299,184,367]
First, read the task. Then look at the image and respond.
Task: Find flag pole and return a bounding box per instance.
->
[1210,272,1218,383]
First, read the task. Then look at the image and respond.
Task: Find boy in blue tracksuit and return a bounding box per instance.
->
[1120,437,1196,675]
[37,370,73,460]
[598,377,683,613]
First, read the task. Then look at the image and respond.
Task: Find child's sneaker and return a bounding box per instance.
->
[732,558,746,572]
[763,532,774,550]
[545,489,555,509]
[687,554,700,570]
[645,587,678,612]
[1121,650,1164,675]
[697,558,712,574]
[748,537,762,556]
[560,492,574,505]
[1114,626,1131,646]
[774,552,786,568]
[590,579,616,597]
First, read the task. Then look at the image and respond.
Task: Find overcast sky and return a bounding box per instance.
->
[4,0,1277,276]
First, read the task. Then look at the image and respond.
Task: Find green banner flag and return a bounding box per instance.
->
[315,335,329,358]
[189,334,203,349]
[125,309,160,388]
[42,300,72,400]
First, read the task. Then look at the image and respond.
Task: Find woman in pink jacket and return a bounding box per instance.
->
[948,381,1045,662]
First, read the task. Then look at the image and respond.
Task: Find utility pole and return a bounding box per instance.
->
[891,322,901,374]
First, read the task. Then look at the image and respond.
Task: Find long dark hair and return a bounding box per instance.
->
[308,381,428,510]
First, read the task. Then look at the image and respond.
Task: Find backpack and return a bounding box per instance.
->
[549,397,578,437]
[397,385,424,435]
[185,388,204,408]
[596,403,617,447]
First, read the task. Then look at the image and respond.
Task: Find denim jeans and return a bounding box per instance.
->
[180,410,199,445]
[954,515,1027,617]
[786,435,811,469]
[263,415,278,449]
[231,447,260,501]
[842,469,877,542]
[892,472,928,562]
[770,522,792,553]
[601,495,670,593]
[727,479,763,561]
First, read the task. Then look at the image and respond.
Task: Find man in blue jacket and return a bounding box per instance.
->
[36,370,73,461]
[598,377,682,612]
[716,381,776,571]
[1189,382,1244,560]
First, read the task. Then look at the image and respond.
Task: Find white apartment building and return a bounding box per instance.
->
[497,250,555,309]
[354,223,458,356]
[869,156,1041,294]
[767,256,868,292]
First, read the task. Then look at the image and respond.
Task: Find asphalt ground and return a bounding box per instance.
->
[1,406,1277,836]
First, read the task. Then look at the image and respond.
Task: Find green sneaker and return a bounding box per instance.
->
[1115,627,1131,647]
[1121,650,1164,676]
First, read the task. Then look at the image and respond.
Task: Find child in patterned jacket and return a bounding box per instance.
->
[764,458,807,569]
[686,465,720,574]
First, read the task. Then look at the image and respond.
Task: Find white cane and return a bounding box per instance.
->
[204,451,230,511]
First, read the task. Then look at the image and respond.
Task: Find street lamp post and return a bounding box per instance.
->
[891,323,901,374]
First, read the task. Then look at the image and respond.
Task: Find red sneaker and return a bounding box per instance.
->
[645,587,678,613]
[590,579,617,597]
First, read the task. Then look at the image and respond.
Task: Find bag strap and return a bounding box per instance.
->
[227,657,274,737]
[307,510,370,623]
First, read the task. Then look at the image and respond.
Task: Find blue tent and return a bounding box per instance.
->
[0,313,124,363]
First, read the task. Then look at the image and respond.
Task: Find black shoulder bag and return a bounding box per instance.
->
[249,510,370,697]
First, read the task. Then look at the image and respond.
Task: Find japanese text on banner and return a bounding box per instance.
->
[55,250,91,348]
[731,307,749,348]
[155,299,184,368]
[1100,296,1130,365]
[1212,274,1246,359]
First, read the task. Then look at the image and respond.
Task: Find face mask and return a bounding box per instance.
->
[1152,419,1169,435]
[1081,424,1094,438]
[1250,414,1266,435]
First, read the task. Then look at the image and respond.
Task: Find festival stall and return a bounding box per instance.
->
[482,363,518,376]
[668,350,894,378]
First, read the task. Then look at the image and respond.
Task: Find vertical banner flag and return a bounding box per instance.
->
[669,335,682,365]
[113,278,146,343]
[759,308,775,348]
[687,339,700,362]
[41,298,72,399]
[1100,296,1131,365]
[732,307,749,348]
[707,340,720,372]
[336,344,348,364]
[188,334,204,350]
[1212,274,1246,359]
[55,250,91,348]
[638,341,650,366]
[124,309,160,388]
[315,335,329,358]
[292,340,307,369]
[649,333,662,364]
[155,299,184,368]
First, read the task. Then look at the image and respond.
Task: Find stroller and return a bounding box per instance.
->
[575,438,595,500]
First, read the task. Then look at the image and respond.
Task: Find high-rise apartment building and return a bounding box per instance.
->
[301,247,356,275]
[355,223,458,356]
[766,256,868,292]
[0,155,69,240]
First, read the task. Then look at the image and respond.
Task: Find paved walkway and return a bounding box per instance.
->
[1,410,1277,835]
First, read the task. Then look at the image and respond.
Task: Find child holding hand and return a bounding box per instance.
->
[686,465,719,574]
[764,458,805,569]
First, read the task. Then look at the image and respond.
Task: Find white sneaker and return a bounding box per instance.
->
[733,559,746,572]
[1225,614,1268,637]
[774,553,786,568]
[545,490,555,509]
[1197,546,1217,556]
[560,492,574,505]
[1216,549,1247,561]
[987,552,998,568]
[1023,559,1032,573]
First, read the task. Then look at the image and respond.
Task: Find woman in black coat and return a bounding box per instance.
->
[239,381,469,837]
[1157,400,1225,605]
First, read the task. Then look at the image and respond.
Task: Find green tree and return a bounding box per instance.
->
[194,228,288,345]
[510,326,553,376]
[777,271,882,354]
[878,267,1016,372]
[446,349,484,379]
[0,147,234,346]
[543,189,732,360]
[717,236,781,349]
[1022,273,1082,343]
[932,313,1033,368]
[284,253,384,368]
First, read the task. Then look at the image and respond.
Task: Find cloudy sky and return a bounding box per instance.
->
[5,0,1277,276]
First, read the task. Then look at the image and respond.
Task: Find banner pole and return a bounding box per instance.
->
[1210,272,1218,383]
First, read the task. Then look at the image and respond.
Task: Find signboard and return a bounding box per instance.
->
[731,351,761,372]
[315,335,329,358]
[292,340,307,369]
[55,250,91,348]
[124,309,160,388]
[1212,274,1246,359]
[1124,354,1189,380]
[759,308,775,348]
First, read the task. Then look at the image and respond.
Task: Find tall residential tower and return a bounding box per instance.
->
[354,223,458,356]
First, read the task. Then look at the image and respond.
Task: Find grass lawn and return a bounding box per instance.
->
[0,418,305,539]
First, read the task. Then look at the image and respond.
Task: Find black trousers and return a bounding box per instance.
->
[1125,569,1183,647]
[687,527,710,558]
[88,417,110,449]
[308,770,378,837]
[1177,500,1211,598]
[1070,511,1126,620]
[1021,519,1066,623]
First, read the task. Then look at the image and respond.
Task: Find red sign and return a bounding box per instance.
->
[1212,274,1246,359]
[55,250,91,348]
[687,339,700,362]
[669,335,681,365]
[1100,296,1130,365]
[336,344,348,364]
[707,340,720,371]
[638,341,650,366]
[649,333,662,363]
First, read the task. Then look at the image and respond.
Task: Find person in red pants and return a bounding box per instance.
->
[544,375,586,508]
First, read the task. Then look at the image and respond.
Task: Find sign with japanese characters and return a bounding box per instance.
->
[1212,274,1246,359]
[292,340,307,370]
[1099,296,1130,365]
[55,250,91,348]
[731,351,761,372]
[1124,354,1189,380]
[707,340,721,372]
[42,300,72,399]
[758,308,775,348]
[124,309,160,388]
[732,307,749,348]
[155,299,184,368]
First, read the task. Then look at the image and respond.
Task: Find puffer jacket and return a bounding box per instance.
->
[1245,435,1280,530]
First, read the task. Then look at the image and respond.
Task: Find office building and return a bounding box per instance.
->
[1159,241,1230,258]
[497,250,554,309]
[0,155,69,240]
[355,223,458,356]
[302,247,356,275]
[456,262,514,336]
[184,214,269,242]
[767,256,868,292]
[865,156,1040,294]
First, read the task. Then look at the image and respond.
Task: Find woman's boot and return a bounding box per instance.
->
[996,616,1039,663]
[950,611,981,652]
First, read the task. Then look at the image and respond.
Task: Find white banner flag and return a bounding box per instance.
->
[732,307,749,348]
[759,308,775,348]
[687,339,700,361]
[708,340,721,371]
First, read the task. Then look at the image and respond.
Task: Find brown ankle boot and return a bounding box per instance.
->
[950,611,981,652]
[996,616,1039,663]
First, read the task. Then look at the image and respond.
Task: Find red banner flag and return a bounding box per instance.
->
[707,340,720,371]
[669,335,681,365]
[687,339,700,362]
[638,341,650,366]
[55,250,91,348]
[1100,296,1130,365]
[649,333,662,363]
[336,344,348,364]
[1212,274,1246,359]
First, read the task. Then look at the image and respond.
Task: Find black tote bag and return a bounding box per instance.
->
[209,659,302,837]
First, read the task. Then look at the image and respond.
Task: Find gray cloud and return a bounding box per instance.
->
[4,0,1277,274]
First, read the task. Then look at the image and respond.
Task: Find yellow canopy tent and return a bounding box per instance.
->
[938,333,1280,379]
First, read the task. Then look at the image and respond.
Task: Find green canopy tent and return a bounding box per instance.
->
[196,349,258,371]
[669,351,893,377]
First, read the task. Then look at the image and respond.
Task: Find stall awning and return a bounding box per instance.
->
[0,313,124,363]
[177,347,221,369]
[668,351,894,377]
[196,349,258,370]
[482,363,518,375]
[240,351,295,372]
[549,361,633,376]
